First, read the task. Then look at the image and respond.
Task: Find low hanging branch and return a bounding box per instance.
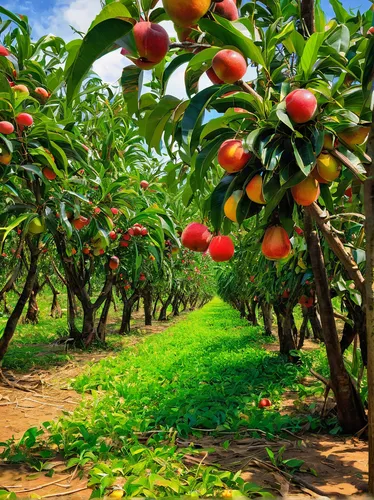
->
[331,149,366,182]
[306,202,366,299]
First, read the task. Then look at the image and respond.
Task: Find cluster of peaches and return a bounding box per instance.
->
[181,222,235,262]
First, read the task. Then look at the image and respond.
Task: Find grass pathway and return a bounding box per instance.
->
[1,298,327,498]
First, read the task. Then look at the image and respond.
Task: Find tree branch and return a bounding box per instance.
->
[331,149,366,182]
[306,203,366,299]
[236,79,263,104]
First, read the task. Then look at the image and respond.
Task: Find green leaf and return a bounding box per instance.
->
[292,138,316,176]
[121,64,142,116]
[199,17,266,67]
[184,48,221,97]
[319,183,334,212]
[66,15,132,103]
[210,175,235,231]
[329,0,350,23]
[282,458,304,469]
[300,32,325,79]
[145,95,180,153]
[162,53,194,95]
[362,36,374,91]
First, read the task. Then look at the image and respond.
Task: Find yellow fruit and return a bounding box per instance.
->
[0,152,12,165]
[162,0,211,27]
[317,153,342,182]
[323,133,335,150]
[108,490,124,499]
[291,176,320,206]
[245,175,266,204]
[338,126,370,147]
[28,217,45,235]
[224,190,242,222]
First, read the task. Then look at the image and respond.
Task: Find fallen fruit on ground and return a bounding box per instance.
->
[209,235,235,262]
[261,226,291,261]
[181,222,212,252]
[317,153,342,182]
[246,175,266,204]
[258,398,272,408]
[291,176,320,206]
[285,89,317,123]
[218,139,251,173]
[212,49,247,84]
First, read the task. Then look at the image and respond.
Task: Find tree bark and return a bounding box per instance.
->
[301,0,315,35]
[304,212,367,433]
[97,288,112,342]
[274,305,298,360]
[119,292,139,335]
[159,293,173,321]
[143,287,153,326]
[25,277,42,324]
[45,276,62,319]
[306,203,366,298]
[260,302,273,335]
[365,108,374,493]
[0,247,39,362]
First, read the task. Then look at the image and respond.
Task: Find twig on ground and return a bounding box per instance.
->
[0,369,38,393]
[41,486,89,498]
[8,475,71,493]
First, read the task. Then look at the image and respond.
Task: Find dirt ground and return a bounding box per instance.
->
[0,322,369,499]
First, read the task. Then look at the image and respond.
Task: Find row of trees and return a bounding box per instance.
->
[58,0,373,453]
[0,8,215,364]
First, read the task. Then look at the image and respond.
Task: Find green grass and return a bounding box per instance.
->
[1,298,329,498]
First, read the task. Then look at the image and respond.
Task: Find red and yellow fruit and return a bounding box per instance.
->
[214,0,239,20]
[258,398,272,408]
[162,0,211,27]
[0,151,12,165]
[338,126,370,147]
[206,67,224,85]
[317,153,341,182]
[0,45,10,56]
[140,180,149,190]
[261,226,291,261]
[224,190,242,222]
[12,84,29,95]
[291,176,320,206]
[0,121,14,135]
[72,216,90,230]
[209,235,235,262]
[218,139,251,173]
[246,175,266,204]
[43,167,56,181]
[212,49,247,84]
[131,21,169,69]
[16,113,33,127]
[181,222,212,252]
[35,87,49,99]
[285,89,317,124]
[109,256,120,270]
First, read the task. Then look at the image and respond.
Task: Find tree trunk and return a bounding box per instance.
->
[153,295,160,319]
[0,248,39,362]
[274,305,298,361]
[0,261,22,315]
[172,295,180,316]
[143,288,153,326]
[97,288,112,342]
[120,302,133,334]
[159,294,173,321]
[67,289,80,340]
[308,306,324,341]
[260,302,273,335]
[82,305,96,347]
[298,307,309,350]
[304,212,367,433]
[365,109,374,493]
[25,278,41,324]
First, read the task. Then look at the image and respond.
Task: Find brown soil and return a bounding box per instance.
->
[0,315,369,499]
